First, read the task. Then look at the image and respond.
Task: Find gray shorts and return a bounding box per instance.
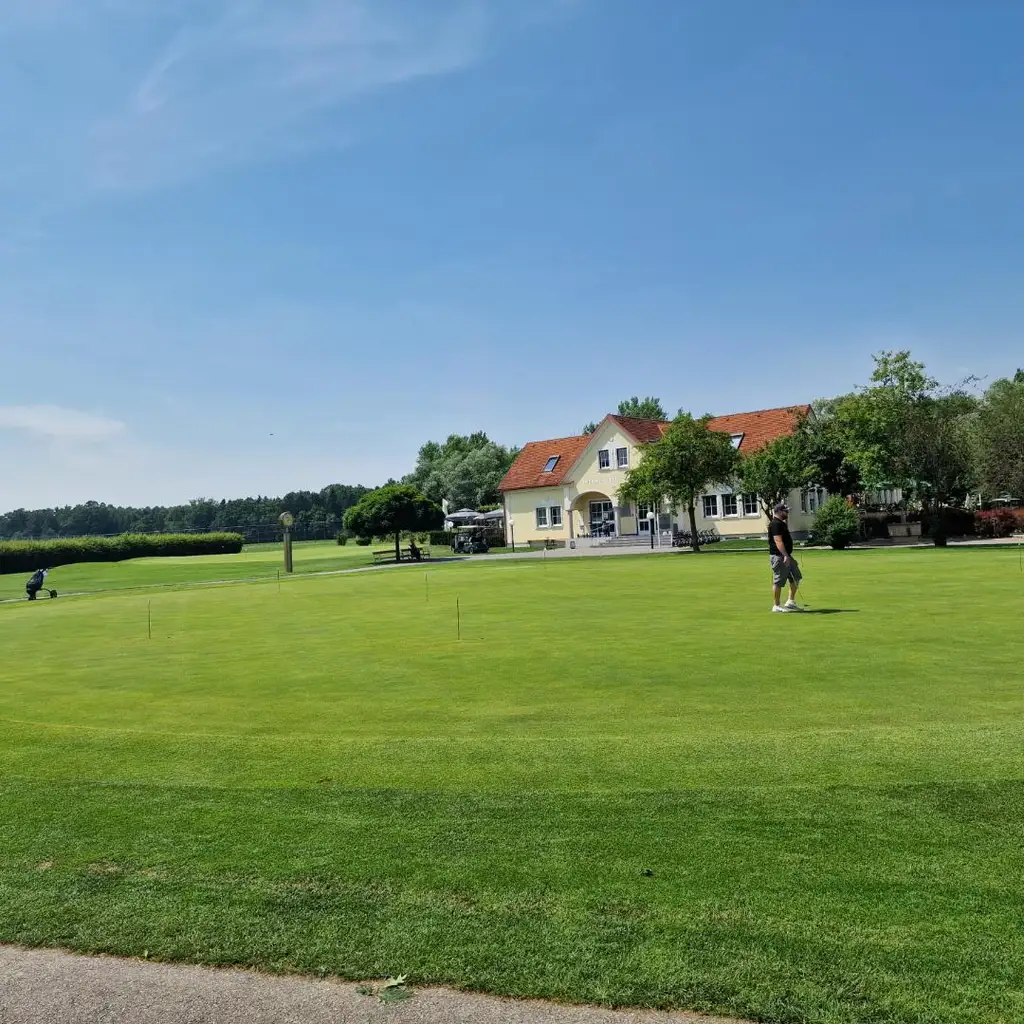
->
[771,555,802,587]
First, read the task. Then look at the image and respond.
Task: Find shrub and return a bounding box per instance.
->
[336,532,348,546]
[811,496,860,549]
[921,506,975,541]
[975,509,1018,539]
[0,532,244,575]
[429,531,453,547]
[355,537,372,546]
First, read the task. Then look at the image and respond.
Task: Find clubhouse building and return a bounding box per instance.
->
[500,406,827,545]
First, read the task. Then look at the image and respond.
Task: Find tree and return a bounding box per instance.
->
[799,399,863,498]
[737,434,813,516]
[826,351,978,545]
[973,373,1024,499]
[404,432,518,510]
[343,485,442,562]
[617,396,667,420]
[581,422,599,435]
[618,413,739,552]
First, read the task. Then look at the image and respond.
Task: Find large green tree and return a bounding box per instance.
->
[405,433,518,510]
[618,413,739,552]
[343,485,442,562]
[820,352,978,544]
[617,396,667,420]
[973,371,1024,499]
[737,434,813,515]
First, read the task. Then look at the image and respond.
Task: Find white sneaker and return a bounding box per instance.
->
[784,600,803,611]
[772,605,790,613]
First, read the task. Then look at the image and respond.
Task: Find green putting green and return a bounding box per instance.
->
[0,548,1021,1023]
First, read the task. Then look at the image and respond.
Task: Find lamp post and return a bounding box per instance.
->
[509,519,515,553]
[647,510,655,549]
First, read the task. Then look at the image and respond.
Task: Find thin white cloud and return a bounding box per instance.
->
[0,405,125,442]
[91,0,488,189]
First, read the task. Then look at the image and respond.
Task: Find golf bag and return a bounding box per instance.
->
[26,568,52,601]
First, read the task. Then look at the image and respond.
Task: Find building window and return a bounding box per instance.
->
[598,449,611,470]
[702,494,719,518]
[730,433,744,449]
[722,494,738,517]
[535,507,548,528]
[550,505,562,527]
[543,456,560,473]
[800,487,827,514]
[616,447,629,469]
[743,493,759,516]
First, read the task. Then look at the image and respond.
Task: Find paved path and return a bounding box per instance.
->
[0,946,746,1024]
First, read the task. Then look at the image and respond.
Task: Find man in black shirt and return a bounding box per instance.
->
[768,503,802,612]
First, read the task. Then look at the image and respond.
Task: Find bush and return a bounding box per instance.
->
[336,532,348,546]
[921,506,975,541]
[975,509,1018,539]
[0,532,244,575]
[429,531,453,547]
[811,497,860,549]
[355,537,372,546]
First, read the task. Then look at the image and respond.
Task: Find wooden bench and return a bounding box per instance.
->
[372,546,431,564]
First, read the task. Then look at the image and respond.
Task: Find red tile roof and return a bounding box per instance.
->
[500,406,811,491]
[498,433,593,492]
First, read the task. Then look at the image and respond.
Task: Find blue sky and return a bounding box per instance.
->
[2,1,1023,508]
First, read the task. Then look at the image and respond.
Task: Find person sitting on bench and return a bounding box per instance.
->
[408,539,422,562]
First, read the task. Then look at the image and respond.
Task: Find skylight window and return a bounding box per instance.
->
[730,434,744,449]
[543,456,560,473]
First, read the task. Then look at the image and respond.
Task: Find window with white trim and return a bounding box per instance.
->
[550,505,562,527]
[743,493,759,516]
[616,447,629,469]
[543,455,560,473]
[800,487,827,514]
[535,507,548,528]
[722,493,738,517]
[702,494,719,518]
[598,449,611,470]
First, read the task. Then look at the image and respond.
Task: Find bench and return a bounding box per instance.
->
[372,546,432,564]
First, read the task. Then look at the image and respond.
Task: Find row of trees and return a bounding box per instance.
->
[0,486,370,542]
[621,352,1024,550]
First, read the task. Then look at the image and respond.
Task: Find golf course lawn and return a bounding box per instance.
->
[0,548,1022,1023]
[0,539,405,601]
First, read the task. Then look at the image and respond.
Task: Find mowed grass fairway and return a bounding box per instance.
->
[1,550,1022,1023]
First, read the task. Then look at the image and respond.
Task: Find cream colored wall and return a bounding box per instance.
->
[689,486,822,538]
[504,486,567,544]
[564,421,638,503]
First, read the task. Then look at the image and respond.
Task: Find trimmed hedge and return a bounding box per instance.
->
[0,532,244,575]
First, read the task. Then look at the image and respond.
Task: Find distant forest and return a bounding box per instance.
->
[0,485,372,543]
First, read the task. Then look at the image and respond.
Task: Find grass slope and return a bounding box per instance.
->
[1,549,1022,1023]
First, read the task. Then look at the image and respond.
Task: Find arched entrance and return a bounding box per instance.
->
[570,491,618,538]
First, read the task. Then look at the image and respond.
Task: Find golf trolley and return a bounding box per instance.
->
[26,569,58,601]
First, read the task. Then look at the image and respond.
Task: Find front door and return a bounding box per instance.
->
[637,502,652,533]
[589,500,615,536]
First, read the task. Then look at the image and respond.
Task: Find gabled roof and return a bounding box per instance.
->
[498,434,593,492]
[500,406,811,492]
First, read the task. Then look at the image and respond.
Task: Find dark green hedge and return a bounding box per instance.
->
[0,533,244,575]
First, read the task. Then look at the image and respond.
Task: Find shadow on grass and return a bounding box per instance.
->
[801,609,859,615]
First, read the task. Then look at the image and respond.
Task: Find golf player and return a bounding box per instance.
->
[768,503,802,612]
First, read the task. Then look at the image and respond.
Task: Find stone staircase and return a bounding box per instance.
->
[593,533,673,549]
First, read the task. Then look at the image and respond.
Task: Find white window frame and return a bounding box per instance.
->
[598,449,611,470]
[543,455,559,473]
[615,447,629,469]
[722,493,739,517]
[549,505,562,528]
[702,494,719,519]
[535,506,548,529]
[742,493,760,516]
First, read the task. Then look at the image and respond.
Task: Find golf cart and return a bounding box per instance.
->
[451,526,489,554]
[26,568,57,601]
